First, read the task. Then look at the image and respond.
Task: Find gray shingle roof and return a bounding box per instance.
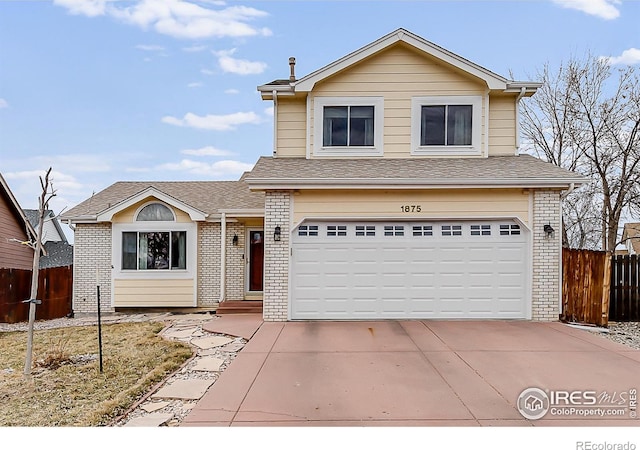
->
[62,181,264,220]
[244,154,586,187]
[40,241,73,269]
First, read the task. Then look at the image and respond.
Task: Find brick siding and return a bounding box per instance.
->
[263,191,290,321]
[532,189,562,321]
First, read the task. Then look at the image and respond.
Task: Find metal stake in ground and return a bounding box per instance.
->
[96,281,103,374]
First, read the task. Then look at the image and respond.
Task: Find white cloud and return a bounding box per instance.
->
[214,48,267,75]
[551,0,621,20]
[201,68,216,75]
[135,44,165,51]
[224,88,239,95]
[180,145,233,156]
[0,98,8,109]
[602,48,640,65]
[57,0,272,40]
[53,0,111,17]
[187,82,204,88]
[264,106,274,117]
[162,111,261,131]
[156,159,254,176]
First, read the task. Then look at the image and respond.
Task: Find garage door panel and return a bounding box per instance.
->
[291,221,528,319]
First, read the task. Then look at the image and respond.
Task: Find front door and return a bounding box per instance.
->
[248,229,264,292]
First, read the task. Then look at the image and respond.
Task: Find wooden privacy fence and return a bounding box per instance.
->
[0,265,73,324]
[561,248,611,327]
[610,254,640,321]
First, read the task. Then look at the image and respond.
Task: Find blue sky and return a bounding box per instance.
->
[1,0,639,223]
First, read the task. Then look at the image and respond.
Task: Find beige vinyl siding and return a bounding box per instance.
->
[276,98,306,157]
[292,189,530,226]
[309,43,488,158]
[114,278,195,307]
[112,198,192,223]
[488,95,517,155]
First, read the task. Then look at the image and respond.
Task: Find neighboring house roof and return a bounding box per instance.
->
[245,155,586,190]
[62,181,265,222]
[258,28,541,96]
[23,209,68,243]
[0,172,37,240]
[622,222,640,254]
[39,241,73,269]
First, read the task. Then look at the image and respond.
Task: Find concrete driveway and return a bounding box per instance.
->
[182,319,640,426]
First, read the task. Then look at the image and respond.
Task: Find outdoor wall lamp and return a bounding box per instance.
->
[544,224,555,238]
[274,226,282,242]
[232,234,238,246]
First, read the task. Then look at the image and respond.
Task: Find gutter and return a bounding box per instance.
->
[515,86,527,153]
[272,90,277,157]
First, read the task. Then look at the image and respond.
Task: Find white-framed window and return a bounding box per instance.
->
[313,97,384,156]
[327,225,347,237]
[384,225,404,236]
[500,224,521,236]
[117,202,192,272]
[355,225,376,236]
[298,225,319,236]
[470,224,491,236]
[411,96,482,156]
[122,231,187,270]
[412,225,433,236]
[442,225,463,236]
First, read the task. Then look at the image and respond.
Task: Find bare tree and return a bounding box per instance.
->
[520,54,640,251]
[23,168,56,378]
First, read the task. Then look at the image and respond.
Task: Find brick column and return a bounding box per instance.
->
[197,222,221,307]
[263,191,291,321]
[72,223,114,315]
[532,189,562,321]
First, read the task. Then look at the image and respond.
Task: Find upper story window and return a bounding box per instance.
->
[314,97,384,156]
[411,96,482,156]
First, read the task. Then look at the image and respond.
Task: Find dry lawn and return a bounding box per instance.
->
[0,321,193,426]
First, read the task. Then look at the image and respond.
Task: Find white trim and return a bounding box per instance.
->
[111,221,198,308]
[293,29,513,92]
[528,190,534,320]
[483,91,490,157]
[220,212,226,303]
[410,95,482,156]
[313,97,384,157]
[305,95,311,159]
[247,179,584,190]
[287,193,294,321]
[96,187,206,222]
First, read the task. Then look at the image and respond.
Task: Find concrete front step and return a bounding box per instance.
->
[216,301,263,315]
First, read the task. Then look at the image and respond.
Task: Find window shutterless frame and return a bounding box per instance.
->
[313,97,384,156]
[411,95,483,156]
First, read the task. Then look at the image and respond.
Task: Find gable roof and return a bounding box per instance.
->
[62,180,265,223]
[244,155,586,190]
[258,28,541,96]
[24,209,68,243]
[0,173,37,240]
[622,222,640,254]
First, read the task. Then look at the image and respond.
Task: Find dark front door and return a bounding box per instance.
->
[249,230,264,291]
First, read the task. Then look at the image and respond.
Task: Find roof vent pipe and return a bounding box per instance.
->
[289,57,296,81]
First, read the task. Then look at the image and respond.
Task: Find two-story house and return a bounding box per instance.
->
[62,29,584,321]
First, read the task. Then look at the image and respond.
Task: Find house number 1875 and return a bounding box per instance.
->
[401,205,422,213]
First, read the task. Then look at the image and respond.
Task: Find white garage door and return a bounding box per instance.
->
[291,220,528,320]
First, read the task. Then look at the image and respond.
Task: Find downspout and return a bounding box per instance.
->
[220,212,226,304]
[561,183,576,200]
[272,90,278,157]
[515,87,526,154]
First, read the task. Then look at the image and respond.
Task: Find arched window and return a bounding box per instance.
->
[136,203,175,222]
